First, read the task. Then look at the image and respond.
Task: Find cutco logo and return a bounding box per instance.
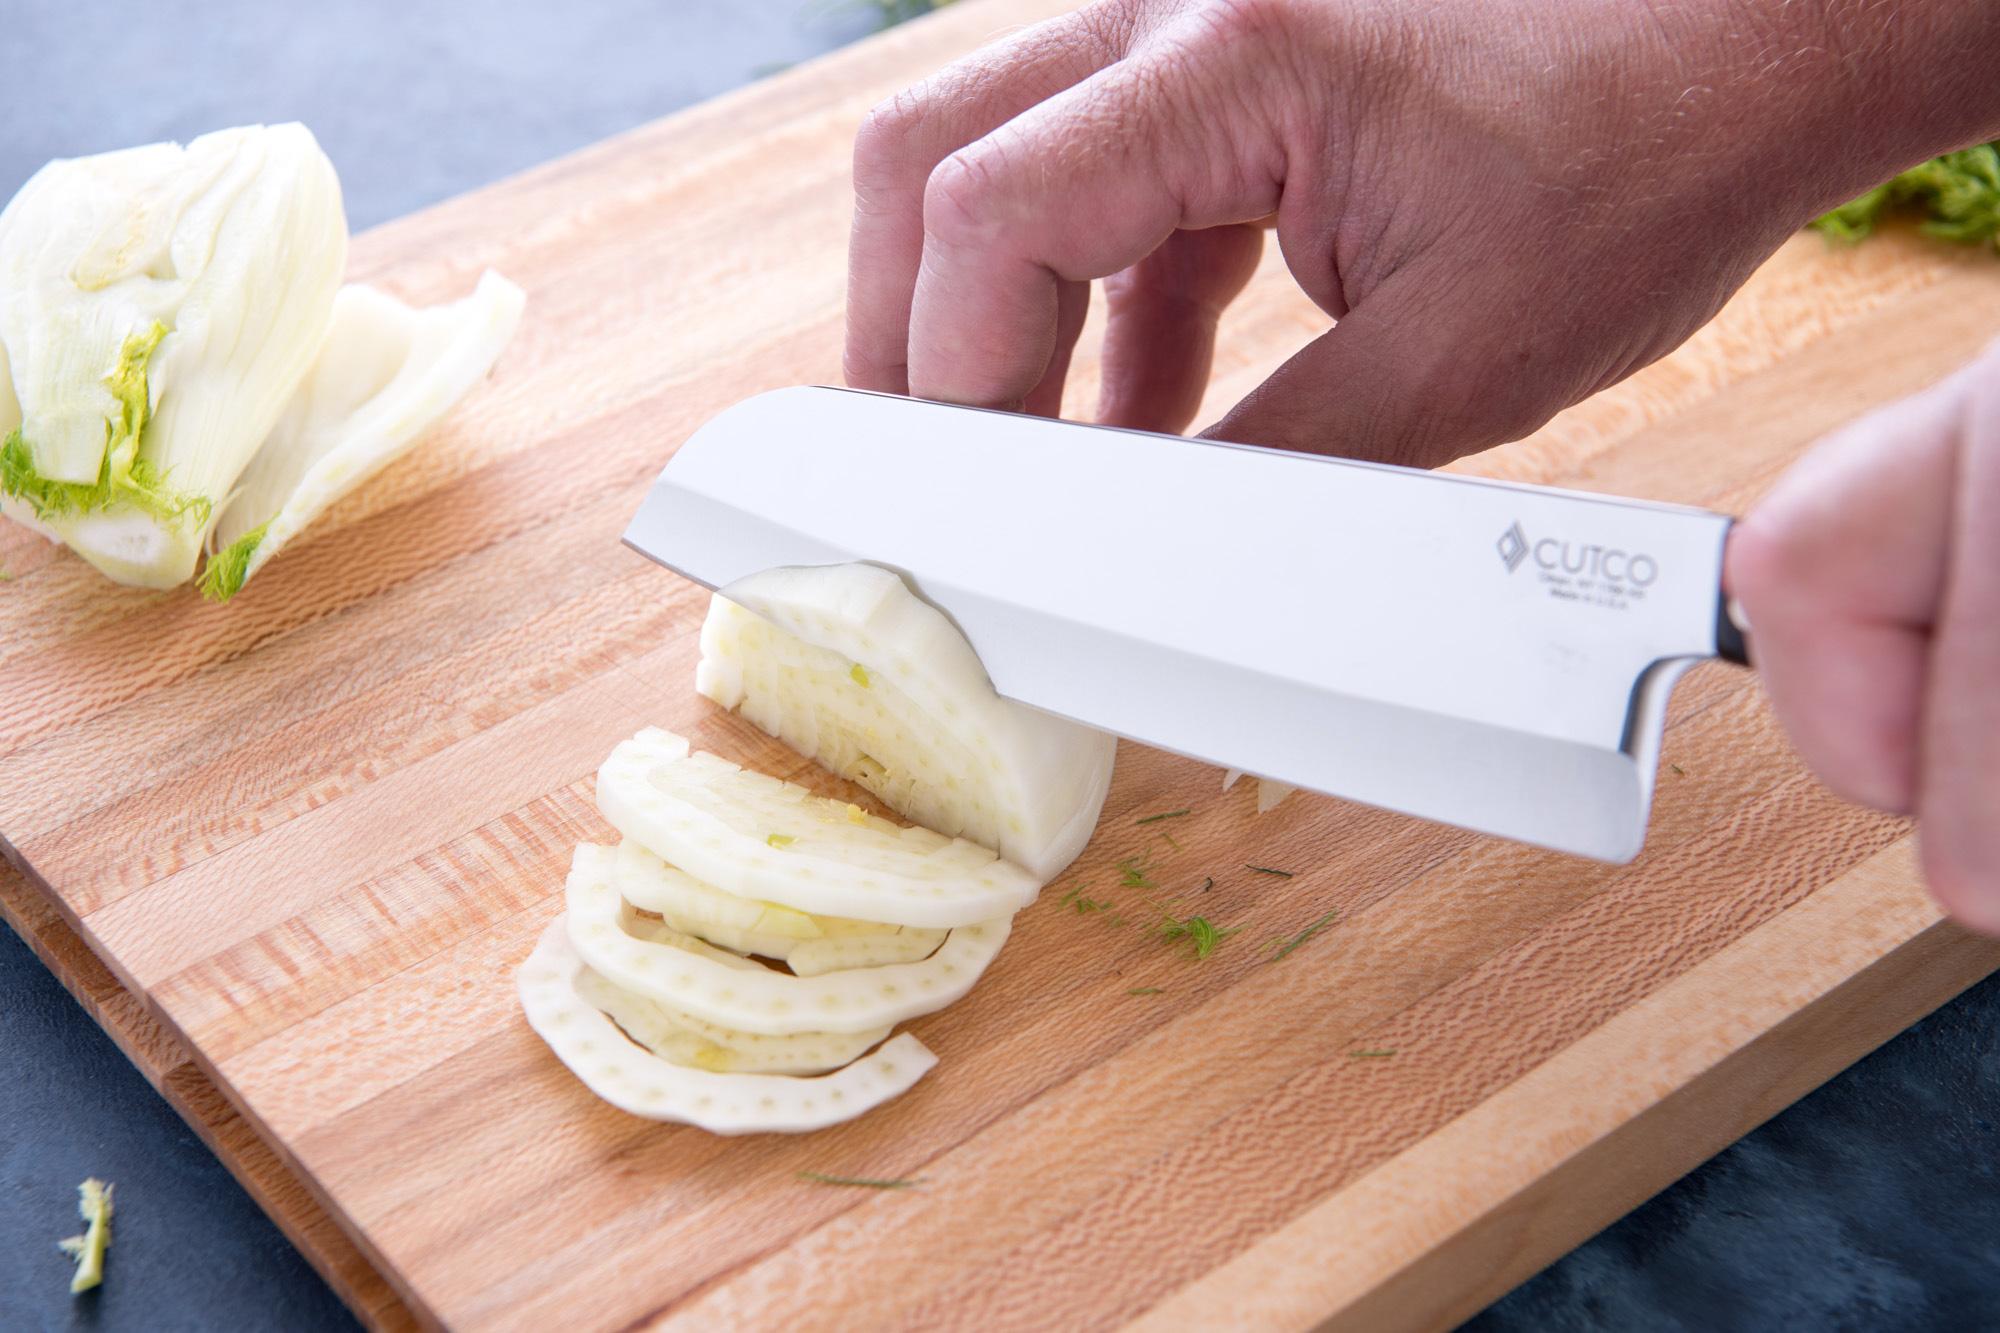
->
[1497,520,1660,610]
[1497,522,1658,585]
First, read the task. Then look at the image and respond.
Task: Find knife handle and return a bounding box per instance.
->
[1715,591,1751,667]
[1713,519,1752,667]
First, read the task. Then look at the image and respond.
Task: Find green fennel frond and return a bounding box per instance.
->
[1814,144,2000,249]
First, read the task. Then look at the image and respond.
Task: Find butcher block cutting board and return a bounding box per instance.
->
[5,2,2000,1327]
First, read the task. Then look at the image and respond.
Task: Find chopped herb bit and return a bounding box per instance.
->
[1158,831,1183,852]
[1245,864,1294,878]
[57,1178,112,1294]
[797,1170,923,1190]
[1116,856,1156,891]
[766,833,796,848]
[1348,1049,1398,1060]
[1198,876,1214,893]
[1157,908,1241,960]
[849,663,872,688]
[1669,763,1686,776]
[1136,809,1190,826]
[1126,986,1164,995]
[1058,884,1116,915]
[1267,909,1340,962]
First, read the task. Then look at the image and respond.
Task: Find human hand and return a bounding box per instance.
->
[1730,347,2000,934]
[846,0,1994,463]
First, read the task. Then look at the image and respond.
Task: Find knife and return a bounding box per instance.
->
[624,386,1750,864]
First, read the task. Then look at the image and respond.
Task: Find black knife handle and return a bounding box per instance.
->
[1714,520,1752,667]
[1715,590,1751,666]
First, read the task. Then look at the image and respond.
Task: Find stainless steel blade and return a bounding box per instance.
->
[625,387,1737,862]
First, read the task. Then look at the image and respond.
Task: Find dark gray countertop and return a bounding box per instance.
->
[3,3,1997,1328]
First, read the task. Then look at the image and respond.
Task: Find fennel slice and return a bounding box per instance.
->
[611,838,946,974]
[564,843,1010,1035]
[519,912,934,1134]
[571,967,892,1075]
[597,727,1039,930]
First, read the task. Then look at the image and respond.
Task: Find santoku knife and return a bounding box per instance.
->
[624,387,1749,863]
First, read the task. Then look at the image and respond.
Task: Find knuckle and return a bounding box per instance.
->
[853,88,932,189]
[923,146,1011,244]
[1177,0,1296,54]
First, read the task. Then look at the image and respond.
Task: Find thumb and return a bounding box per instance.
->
[1201,263,1597,468]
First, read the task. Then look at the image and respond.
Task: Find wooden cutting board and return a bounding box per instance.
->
[4,2,1999,1327]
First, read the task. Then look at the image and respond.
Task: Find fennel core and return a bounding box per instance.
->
[2,324,209,527]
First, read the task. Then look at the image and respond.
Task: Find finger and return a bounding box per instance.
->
[908,58,1285,409]
[1097,224,1265,434]
[845,9,1126,395]
[1024,277,1091,418]
[1201,257,1570,464]
[1727,374,1962,813]
[1917,362,2000,933]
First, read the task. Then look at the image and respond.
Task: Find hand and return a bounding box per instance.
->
[846,0,1994,463]
[1730,347,2000,934]
[846,0,2000,928]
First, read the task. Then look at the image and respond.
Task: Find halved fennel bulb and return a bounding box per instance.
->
[612,839,946,976]
[597,728,1040,929]
[519,916,935,1134]
[200,271,525,600]
[0,124,347,586]
[698,564,1115,881]
[572,969,892,1075]
[565,844,1012,1035]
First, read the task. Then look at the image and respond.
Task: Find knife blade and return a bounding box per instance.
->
[624,387,1746,863]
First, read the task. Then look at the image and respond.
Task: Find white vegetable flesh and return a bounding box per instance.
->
[204,270,525,597]
[571,969,892,1075]
[597,727,1040,929]
[697,564,1115,881]
[564,843,1011,1035]
[612,839,946,975]
[0,124,346,586]
[1223,768,1298,814]
[519,917,935,1134]
[0,122,525,595]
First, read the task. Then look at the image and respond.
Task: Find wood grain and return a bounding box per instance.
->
[4,2,1999,1328]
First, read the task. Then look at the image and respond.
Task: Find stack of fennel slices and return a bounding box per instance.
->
[0,123,522,597]
[521,564,1117,1134]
